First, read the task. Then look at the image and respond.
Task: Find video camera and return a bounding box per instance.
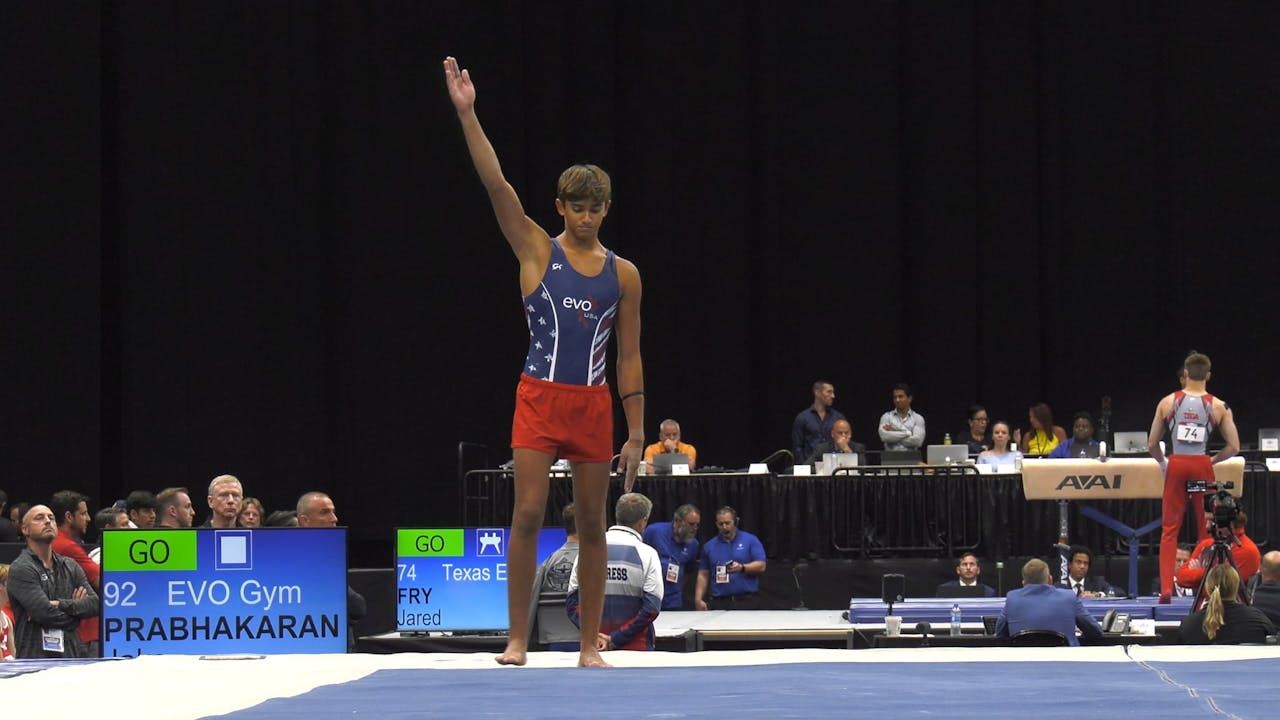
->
[1187,479,1237,534]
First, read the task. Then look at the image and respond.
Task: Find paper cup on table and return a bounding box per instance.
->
[885,615,902,637]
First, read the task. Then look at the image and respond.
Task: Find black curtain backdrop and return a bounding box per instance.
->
[3,2,1277,566]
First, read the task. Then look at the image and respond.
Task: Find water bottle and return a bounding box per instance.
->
[950,603,962,636]
[943,433,952,445]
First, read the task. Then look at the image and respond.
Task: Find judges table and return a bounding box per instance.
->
[462,457,1269,561]
[658,610,854,651]
[359,611,855,653]
[358,607,1192,654]
[867,630,1170,648]
[847,596,1194,624]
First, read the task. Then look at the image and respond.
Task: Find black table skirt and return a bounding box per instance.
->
[462,466,1275,561]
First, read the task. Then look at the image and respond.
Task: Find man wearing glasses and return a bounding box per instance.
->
[200,474,244,529]
[642,504,702,610]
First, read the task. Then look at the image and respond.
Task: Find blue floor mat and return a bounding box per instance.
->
[206,660,1236,719]
[1142,657,1280,719]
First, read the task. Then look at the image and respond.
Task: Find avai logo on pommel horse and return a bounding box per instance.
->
[1055,474,1124,491]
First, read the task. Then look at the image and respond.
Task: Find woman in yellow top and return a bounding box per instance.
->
[1014,403,1067,456]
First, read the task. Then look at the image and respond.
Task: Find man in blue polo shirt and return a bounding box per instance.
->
[695,506,767,610]
[642,504,701,610]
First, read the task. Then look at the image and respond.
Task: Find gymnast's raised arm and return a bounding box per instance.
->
[443,56,549,275]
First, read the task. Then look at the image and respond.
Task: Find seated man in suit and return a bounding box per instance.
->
[997,558,1103,646]
[1057,545,1124,598]
[936,552,996,597]
[1248,551,1280,627]
[804,419,867,466]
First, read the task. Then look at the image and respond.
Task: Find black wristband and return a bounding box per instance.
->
[620,390,644,401]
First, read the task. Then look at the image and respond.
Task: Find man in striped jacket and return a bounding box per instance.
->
[567,493,663,651]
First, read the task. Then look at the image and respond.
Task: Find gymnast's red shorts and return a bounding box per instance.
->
[511,374,614,463]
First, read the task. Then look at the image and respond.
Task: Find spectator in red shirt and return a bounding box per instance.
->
[0,563,15,660]
[1177,511,1261,590]
[50,490,101,656]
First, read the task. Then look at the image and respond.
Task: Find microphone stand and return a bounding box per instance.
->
[792,561,808,610]
[757,449,794,473]
[916,622,932,647]
[1099,395,1113,449]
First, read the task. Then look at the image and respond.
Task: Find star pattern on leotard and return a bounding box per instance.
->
[523,285,555,380]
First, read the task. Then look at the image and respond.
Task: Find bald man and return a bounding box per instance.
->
[297,492,338,528]
[6,506,99,657]
[805,418,867,466]
[294,491,363,650]
[1251,551,1280,627]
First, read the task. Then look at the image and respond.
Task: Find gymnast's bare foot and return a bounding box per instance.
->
[578,650,611,668]
[496,641,528,666]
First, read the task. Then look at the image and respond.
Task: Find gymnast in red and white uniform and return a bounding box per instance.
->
[1148,352,1240,603]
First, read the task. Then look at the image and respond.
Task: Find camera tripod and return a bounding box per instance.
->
[1191,529,1249,612]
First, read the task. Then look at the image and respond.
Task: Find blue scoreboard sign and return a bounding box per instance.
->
[100,528,348,656]
[396,527,567,632]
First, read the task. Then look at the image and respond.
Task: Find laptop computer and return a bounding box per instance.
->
[1259,428,1280,452]
[925,444,970,466]
[821,452,859,475]
[879,449,922,465]
[1112,431,1148,454]
[1065,443,1101,459]
[650,453,691,475]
